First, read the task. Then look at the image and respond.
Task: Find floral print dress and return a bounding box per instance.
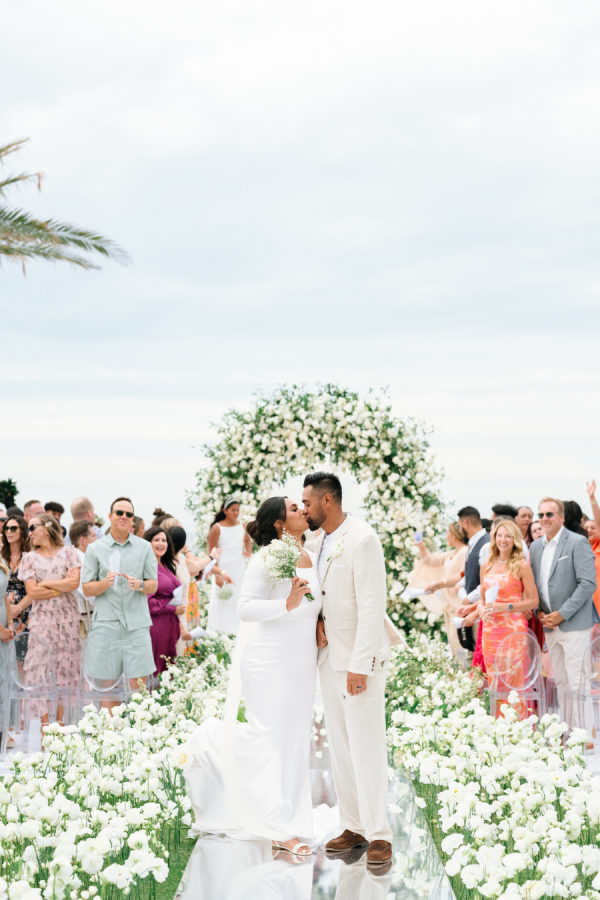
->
[18,546,82,715]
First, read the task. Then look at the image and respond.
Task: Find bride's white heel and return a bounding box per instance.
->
[272,840,312,858]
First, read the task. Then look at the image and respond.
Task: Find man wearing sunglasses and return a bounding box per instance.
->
[81,496,158,690]
[530,496,597,730]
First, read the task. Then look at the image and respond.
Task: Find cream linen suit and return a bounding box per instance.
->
[316,515,392,843]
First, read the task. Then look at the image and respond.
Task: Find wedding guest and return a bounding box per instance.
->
[152,508,173,527]
[207,499,251,636]
[1,515,31,658]
[563,500,587,537]
[491,503,519,520]
[0,555,15,748]
[455,506,491,664]
[44,501,64,522]
[69,520,97,636]
[0,506,6,534]
[144,527,183,675]
[478,519,539,699]
[18,514,81,729]
[530,497,597,731]
[531,520,543,541]
[45,501,68,542]
[133,516,146,537]
[23,500,44,522]
[416,524,468,656]
[82,497,158,690]
[516,506,534,547]
[70,497,104,539]
[585,480,600,616]
[167,525,197,652]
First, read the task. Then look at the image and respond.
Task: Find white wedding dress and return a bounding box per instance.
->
[207,523,248,635]
[183,552,322,842]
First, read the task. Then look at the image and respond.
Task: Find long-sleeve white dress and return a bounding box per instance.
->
[182,551,321,842]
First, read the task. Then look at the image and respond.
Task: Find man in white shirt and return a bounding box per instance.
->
[69,520,98,635]
[530,497,597,731]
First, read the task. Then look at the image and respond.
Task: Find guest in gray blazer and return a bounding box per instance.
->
[529,496,598,730]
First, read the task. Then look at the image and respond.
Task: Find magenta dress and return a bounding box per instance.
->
[148,564,181,675]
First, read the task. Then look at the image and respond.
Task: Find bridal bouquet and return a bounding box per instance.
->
[263,532,315,601]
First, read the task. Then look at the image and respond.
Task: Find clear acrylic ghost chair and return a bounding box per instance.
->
[488,631,546,720]
[76,641,131,719]
[573,634,600,745]
[0,632,58,756]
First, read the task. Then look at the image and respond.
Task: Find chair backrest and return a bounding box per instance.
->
[578,633,599,695]
[493,631,542,692]
[9,632,56,691]
[79,637,127,694]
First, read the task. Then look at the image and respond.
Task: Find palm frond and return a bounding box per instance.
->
[0,138,129,271]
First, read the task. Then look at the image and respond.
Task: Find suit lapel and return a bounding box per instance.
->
[320,516,353,588]
[548,529,569,582]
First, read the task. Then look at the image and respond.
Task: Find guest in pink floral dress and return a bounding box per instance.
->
[18,514,81,726]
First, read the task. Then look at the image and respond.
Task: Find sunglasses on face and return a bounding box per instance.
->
[0,517,7,524]
[538,511,555,519]
[114,510,134,518]
[28,524,41,532]
[4,525,19,533]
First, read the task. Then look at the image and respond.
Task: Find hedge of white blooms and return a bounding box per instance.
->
[188,383,445,632]
[388,638,600,900]
[0,642,231,899]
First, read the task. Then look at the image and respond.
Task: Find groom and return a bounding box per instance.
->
[302,472,392,866]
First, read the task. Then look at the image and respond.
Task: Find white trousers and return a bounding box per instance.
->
[545,628,592,731]
[319,660,392,843]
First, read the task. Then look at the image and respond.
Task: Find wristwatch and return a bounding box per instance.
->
[139,579,145,592]
[508,603,514,611]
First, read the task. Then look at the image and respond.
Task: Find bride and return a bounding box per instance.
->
[181,497,322,857]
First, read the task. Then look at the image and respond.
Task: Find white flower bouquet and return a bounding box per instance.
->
[262,532,314,601]
[217,584,234,601]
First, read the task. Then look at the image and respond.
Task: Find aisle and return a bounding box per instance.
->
[175,769,453,899]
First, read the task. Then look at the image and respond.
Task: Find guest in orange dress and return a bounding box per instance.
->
[477,519,539,704]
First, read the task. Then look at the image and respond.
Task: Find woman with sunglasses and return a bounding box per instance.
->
[0,552,16,747]
[1,516,31,655]
[18,514,81,730]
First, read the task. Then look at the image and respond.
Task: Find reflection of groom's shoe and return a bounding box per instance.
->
[366,841,392,866]
[332,845,368,866]
[325,830,369,855]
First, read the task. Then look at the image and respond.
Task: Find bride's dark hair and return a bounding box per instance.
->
[246,497,287,547]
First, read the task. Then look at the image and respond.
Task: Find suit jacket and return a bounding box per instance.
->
[529,528,598,632]
[315,515,393,675]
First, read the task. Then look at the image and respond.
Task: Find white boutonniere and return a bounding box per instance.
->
[326,540,344,562]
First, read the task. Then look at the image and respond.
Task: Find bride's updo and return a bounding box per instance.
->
[246,496,287,547]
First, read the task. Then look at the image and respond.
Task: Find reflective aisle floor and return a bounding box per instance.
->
[175,769,454,900]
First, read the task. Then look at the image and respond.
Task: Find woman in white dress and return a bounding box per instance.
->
[206,498,252,635]
[182,496,322,857]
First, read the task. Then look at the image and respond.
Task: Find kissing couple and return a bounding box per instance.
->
[180,472,394,869]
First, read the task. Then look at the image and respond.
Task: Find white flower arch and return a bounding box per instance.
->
[188,384,445,632]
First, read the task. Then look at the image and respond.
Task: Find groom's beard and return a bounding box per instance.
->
[305,516,322,531]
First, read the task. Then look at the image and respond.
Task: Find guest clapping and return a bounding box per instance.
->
[418,523,468,656]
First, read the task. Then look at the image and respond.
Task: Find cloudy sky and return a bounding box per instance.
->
[3,0,600,540]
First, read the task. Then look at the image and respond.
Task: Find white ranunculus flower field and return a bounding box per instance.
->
[2,632,599,898]
[387,637,600,899]
[0,640,232,899]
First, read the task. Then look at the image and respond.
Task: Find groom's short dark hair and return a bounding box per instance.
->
[303,472,342,503]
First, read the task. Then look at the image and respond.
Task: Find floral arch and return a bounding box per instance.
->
[188,384,445,632]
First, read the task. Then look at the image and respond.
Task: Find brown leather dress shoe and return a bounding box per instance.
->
[325,830,369,853]
[366,840,392,864]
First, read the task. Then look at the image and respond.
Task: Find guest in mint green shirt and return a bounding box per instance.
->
[82,497,158,684]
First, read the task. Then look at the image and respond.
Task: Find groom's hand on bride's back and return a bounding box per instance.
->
[316,620,328,648]
[347,672,367,696]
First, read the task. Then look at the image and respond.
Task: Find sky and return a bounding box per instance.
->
[3,0,600,543]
